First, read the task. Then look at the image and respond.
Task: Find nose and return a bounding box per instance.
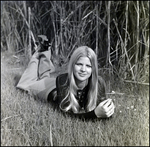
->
[80,65,86,72]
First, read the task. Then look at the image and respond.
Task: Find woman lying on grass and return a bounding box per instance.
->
[16,45,115,119]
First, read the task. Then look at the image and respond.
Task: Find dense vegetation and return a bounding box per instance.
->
[1,1,149,84]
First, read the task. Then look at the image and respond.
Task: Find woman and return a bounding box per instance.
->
[16,46,115,119]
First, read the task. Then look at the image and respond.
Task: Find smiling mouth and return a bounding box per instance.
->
[79,73,86,77]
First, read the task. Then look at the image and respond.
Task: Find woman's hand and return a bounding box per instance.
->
[94,98,115,118]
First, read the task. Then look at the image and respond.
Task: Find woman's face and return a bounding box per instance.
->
[73,56,92,82]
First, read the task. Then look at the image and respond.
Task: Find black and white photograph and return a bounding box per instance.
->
[1,1,149,146]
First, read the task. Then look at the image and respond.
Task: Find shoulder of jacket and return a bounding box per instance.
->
[56,73,69,86]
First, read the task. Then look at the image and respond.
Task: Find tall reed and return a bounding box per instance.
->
[1,1,149,83]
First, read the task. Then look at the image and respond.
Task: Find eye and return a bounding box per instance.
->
[86,64,92,68]
[76,63,82,66]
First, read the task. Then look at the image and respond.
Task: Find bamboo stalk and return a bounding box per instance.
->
[113,18,136,81]
[60,1,64,57]
[107,1,111,66]
[124,1,128,66]
[82,11,93,21]
[93,14,107,27]
[96,4,98,55]
[123,80,149,86]
[50,1,58,57]
[28,7,32,59]
[107,1,111,92]
[23,1,27,19]
[141,1,149,81]
[17,6,37,50]
[134,1,139,80]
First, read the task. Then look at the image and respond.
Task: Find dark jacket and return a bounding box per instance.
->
[54,73,107,119]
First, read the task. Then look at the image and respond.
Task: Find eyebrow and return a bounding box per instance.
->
[76,62,91,66]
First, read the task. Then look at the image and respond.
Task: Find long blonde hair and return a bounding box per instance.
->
[59,46,98,113]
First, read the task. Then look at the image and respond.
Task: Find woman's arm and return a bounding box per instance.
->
[62,99,114,119]
[97,76,107,103]
[95,77,115,118]
[64,110,97,119]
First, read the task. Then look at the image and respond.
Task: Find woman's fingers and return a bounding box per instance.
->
[103,99,112,107]
[106,104,115,117]
[102,99,115,117]
[95,98,115,118]
[107,101,115,111]
[102,99,112,109]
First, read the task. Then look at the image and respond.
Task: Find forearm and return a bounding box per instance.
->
[62,109,98,119]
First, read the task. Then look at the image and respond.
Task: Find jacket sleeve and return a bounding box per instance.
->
[56,73,69,104]
[97,76,107,105]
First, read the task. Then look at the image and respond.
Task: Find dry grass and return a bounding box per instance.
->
[1,51,149,146]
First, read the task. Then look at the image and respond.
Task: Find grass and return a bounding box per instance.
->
[1,51,149,146]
